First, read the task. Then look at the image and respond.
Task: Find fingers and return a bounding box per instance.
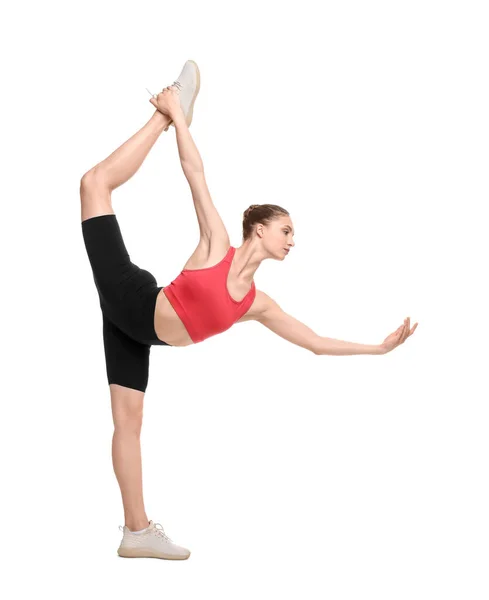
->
[400,317,419,342]
[388,317,418,350]
[402,317,410,342]
[408,322,418,337]
[394,318,408,345]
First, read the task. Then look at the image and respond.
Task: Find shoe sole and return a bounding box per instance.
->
[118,547,191,560]
[169,59,201,129]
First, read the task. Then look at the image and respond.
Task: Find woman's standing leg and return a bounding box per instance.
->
[110,384,151,531]
[98,314,151,529]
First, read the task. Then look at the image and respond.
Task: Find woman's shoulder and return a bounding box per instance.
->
[236,289,275,323]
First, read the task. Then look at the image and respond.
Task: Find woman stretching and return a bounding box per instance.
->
[80,60,418,560]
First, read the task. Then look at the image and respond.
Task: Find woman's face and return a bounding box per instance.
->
[264,216,295,260]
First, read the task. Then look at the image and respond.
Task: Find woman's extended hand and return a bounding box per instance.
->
[381,317,418,354]
[149,85,183,120]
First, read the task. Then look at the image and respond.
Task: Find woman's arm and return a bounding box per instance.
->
[150,88,204,173]
[172,113,229,240]
[172,111,204,174]
[150,90,229,240]
[256,294,382,355]
[313,336,384,356]
[256,292,416,355]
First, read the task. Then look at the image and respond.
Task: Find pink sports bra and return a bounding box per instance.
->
[163,246,256,343]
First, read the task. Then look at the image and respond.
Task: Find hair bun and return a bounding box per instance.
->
[243,204,259,218]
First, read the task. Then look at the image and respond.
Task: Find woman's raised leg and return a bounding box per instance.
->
[80,109,171,222]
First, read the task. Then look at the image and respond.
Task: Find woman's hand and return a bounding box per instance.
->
[381,317,418,354]
[149,85,183,120]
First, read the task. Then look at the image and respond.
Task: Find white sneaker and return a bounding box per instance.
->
[117,520,191,560]
[149,59,200,129]
[168,59,200,127]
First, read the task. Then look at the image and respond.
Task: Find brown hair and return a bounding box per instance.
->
[242,203,290,241]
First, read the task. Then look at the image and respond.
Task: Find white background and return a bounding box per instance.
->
[1,0,487,598]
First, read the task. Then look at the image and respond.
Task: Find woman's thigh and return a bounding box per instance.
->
[102,313,151,393]
[82,213,136,305]
[82,213,159,343]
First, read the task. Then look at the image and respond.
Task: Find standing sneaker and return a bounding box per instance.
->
[117,520,191,560]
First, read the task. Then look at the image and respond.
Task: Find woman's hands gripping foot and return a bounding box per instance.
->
[150,86,184,127]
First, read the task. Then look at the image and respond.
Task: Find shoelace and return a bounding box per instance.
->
[118,522,174,542]
[153,522,174,543]
[145,80,182,100]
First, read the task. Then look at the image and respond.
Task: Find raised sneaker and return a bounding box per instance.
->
[169,59,200,128]
[149,59,200,129]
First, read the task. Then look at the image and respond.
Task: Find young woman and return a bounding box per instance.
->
[80,60,418,560]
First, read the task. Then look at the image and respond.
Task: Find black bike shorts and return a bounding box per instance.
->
[81,214,171,393]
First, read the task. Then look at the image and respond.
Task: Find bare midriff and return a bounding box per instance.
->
[153,288,195,347]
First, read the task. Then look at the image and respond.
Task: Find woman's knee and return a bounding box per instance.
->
[110,384,144,432]
[81,167,106,190]
[81,162,114,186]
[80,167,114,220]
